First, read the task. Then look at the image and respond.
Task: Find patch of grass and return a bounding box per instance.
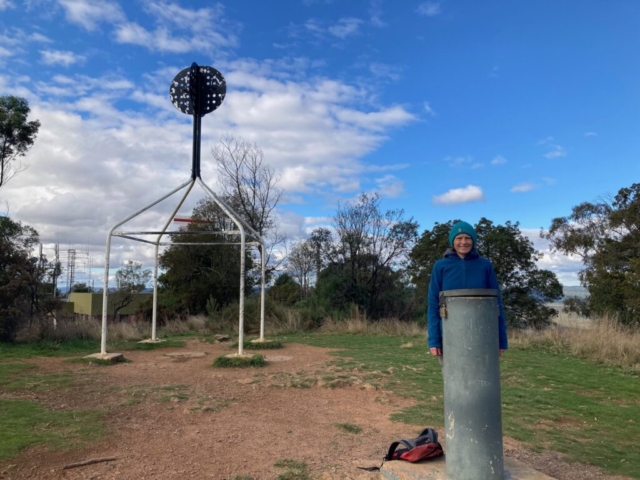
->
[230,340,284,350]
[0,363,75,392]
[229,476,254,480]
[120,384,192,406]
[0,340,98,360]
[65,356,129,366]
[245,340,283,350]
[0,399,105,461]
[334,422,363,434]
[113,338,186,351]
[191,396,232,413]
[0,337,185,361]
[213,354,265,368]
[157,393,190,403]
[289,378,315,389]
[274,459,310,480]
[282,332,640,479]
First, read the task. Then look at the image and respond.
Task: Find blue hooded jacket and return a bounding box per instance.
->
[427,248,508,350]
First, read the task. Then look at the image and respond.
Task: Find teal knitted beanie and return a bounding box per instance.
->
[449,221,477,247]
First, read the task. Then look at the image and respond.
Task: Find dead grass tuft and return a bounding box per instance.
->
[511,313,640,371]
[319,317,423,336]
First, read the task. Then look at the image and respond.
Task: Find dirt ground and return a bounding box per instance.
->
[0,339,631,480]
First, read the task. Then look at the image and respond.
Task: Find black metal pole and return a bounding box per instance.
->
[189,62,202,180]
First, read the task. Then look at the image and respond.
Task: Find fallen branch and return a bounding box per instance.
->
[63,457,117,470]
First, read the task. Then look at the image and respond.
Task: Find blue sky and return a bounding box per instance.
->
[2,0,639,288]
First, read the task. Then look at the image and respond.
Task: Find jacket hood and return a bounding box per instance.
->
[443,247,480,259]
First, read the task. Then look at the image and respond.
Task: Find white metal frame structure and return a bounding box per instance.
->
[98,62,266,357]
[99,177,267,357]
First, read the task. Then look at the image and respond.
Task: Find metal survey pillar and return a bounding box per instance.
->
[440,288,504,480]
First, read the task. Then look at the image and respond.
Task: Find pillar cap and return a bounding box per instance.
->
[440,288,497,299]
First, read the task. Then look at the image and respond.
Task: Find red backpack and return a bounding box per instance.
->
[358,428,444,472]
[385,427,444,462]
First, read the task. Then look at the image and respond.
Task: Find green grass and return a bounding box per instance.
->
[0,336,185,361]
[239,340,284,350]
[282,332,640,479]
[274,459,310,480]
[0,337,184,361]
[65,356,129,366]
[334,422,363,434]
[213,354,266,368]
[0,399,105,461]
[0,363,75,392]
[117,338,186,351]
[0,340,98,359]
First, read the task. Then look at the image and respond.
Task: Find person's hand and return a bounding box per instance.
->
[499,349,505,357]
[430,347,443,356]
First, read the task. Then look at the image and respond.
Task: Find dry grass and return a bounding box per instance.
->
[18,314,208,343]
[511,313,640,371]
[161,315,207,335]
[319,317,423,336]
[265,308,308,335]
[23,308,637,371]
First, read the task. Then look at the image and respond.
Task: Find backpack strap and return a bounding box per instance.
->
[416,427,438,444]
[385,439,418,460]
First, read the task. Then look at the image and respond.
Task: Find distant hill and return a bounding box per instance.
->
[563,286,589,299]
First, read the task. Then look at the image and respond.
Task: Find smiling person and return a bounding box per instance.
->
[427,221,508,366]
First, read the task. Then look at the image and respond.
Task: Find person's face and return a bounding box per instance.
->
[453,234,473,258]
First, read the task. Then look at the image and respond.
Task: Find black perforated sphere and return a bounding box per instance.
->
[170,65,226,115]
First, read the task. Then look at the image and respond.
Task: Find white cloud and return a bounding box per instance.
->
[0,0,14,10]
[538,136,567,159]
[0,58,416,268]
[114,18,238,54]
[544,145,567,159]
[334,105,415,132]
[36,73,134,98]
[510,182,536,193]
[374,174,404,198]
[433,185,485,205]
[328,17,363,38]
[416,2,441,16]
[521,229,583,285]
[369,0,385,27]
[584,131,597,137]
[491,155,507,166]
[369,62,402,81]
[40,49,85,66]
[30,32,52,43]
[445,155,473,168]
[423,102,436,116]
[0,28,52,61]
[57,0,125,31]
[58,0,238,55]
[292,17,364,43]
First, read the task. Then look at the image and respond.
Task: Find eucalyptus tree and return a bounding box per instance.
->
[0,96,40,189]
[543,183,640,325]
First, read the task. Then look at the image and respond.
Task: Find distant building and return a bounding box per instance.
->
[67,292,152,320]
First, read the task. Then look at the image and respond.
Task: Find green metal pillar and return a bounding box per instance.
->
[441,289,504,480]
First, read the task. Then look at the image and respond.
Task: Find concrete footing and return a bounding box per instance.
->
[380,456,555,480]
[138,338,165,344]
[165,352,207,358]
[225,353,258,359]
[84,352,124,363]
